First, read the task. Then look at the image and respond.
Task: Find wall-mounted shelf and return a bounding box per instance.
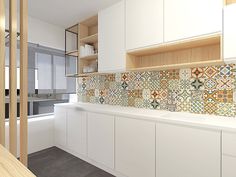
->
[80,33,98,44]
[65,50,79,57]
[126,33,223,71]
[78,15,98,75]
[226,0,236,5]
[65,15,98,77]
[80,54,98,60]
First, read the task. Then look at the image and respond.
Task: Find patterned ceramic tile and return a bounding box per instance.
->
[191,78,204,90]
[204,78,218,90]
[168,79,180,91]
[180,68,191,80]
[204,101,217,115]
[216,103,235,117]
[204,66,219,78]
[150,99,160,109]
[217,77,234,90]
[191,67,204,78]
[142,89,151,100]
[190,100,204,114]
[216,90,233,103]
[77,64,236,117]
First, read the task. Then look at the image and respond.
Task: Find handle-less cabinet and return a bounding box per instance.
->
[115,117,156,177]
[87,112,115,169]
[222,131,236,177]
[156,123,221,177]
[67,109,87,156]
[126,0,164,50]
[223,3,236,63]
[164,0,222,42]
[54,106,67,147]
[98,0,125,72]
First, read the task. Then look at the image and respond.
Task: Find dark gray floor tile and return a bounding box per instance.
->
[28,147,115,177]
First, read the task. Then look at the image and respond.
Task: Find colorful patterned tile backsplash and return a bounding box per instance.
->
[77,64,236,117]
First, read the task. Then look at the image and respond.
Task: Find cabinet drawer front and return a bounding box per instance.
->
[223,132,236,157]
[223,155,236,177]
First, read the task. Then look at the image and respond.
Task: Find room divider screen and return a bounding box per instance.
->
[0,0,28,166]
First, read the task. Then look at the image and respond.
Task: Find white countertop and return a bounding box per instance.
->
[55,102,236,132]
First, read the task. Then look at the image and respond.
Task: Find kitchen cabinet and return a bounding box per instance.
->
[67,108,87,156]
[156,123,221,177]
[164,0,222,42]
[126,0,163,50]
[87,112,114,169]
[222,155,236,177]
[53,56,67,92]
[54,106,67,147]
[36,53,53,93]
[115,117,156,177]
[223,3,236,63]
[98,0,125,72]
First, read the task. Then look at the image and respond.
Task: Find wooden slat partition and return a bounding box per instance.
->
[9,0,17,157]
[0,0,5,146]
[20,0,28,166]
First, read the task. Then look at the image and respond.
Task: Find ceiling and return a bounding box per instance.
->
[6,0,121,27]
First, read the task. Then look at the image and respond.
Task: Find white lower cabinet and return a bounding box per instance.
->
[223,155,236,177]
[156,123,221,177]
[115,117,156,177]
[67,109,87,156]
[54,106,67,147]
[87,112,115,169]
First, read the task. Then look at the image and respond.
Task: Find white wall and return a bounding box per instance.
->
[5,9,65,50]
[5,115,54,157]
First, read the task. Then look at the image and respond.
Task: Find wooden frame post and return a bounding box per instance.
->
[0,0,5,146]
[20,0,28,166]
[9,0,17,157]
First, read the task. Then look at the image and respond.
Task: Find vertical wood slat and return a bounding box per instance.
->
[0,0,5,146]
[9,0,17,157]
[20,0,28,166]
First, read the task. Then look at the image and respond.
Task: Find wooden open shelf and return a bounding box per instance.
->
[78,72,99,77]
[127,33,223,71]
[80,33,98,44]
[80,54,98,60]
[66,50,79,57]
[226,0,236,5]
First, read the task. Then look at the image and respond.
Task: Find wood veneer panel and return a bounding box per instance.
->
[9,0,17,157]
[0,0,5,146]
[20,0,28,166]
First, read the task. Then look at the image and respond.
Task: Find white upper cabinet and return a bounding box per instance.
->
[164,0,223,42]
[98,0,126,72]
[223,3,236,63]
[126,0,164,50]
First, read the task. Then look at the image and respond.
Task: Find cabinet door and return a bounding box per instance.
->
[116,117,156,177]
[67,109,87,156]
[87,112,114,169]
[98,0,125,72]
[126,0,163,50]
[223,4,236,63]
[54,106,67,147]
[164,0,222,42]
[36,53,53,94]
[223,155,236,177]
[156,123,221,177]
